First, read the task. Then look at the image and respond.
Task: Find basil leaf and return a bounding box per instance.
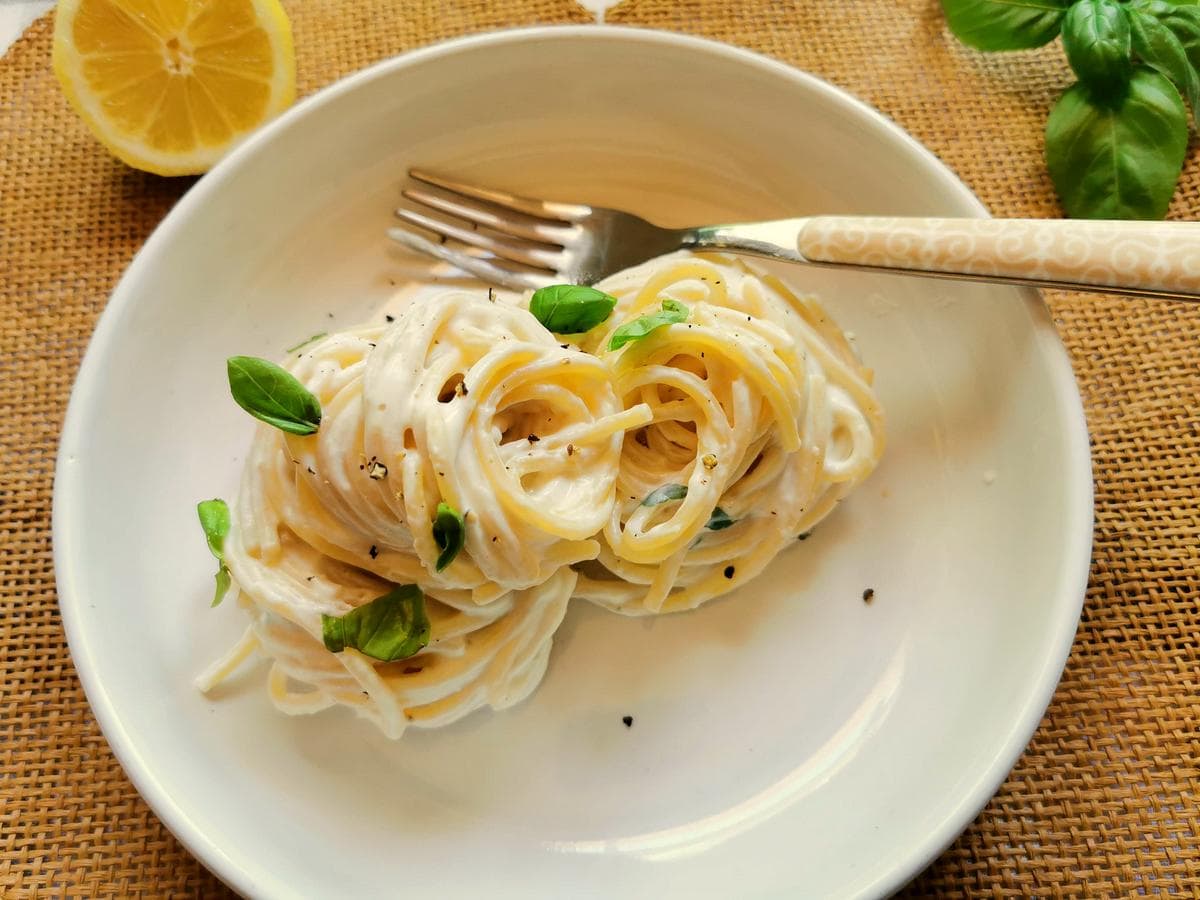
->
[1046,67,1187,219]
[608,299,689,351]
[529,285,617,334]
[940,0,1069,51]
[285,332,327,354]
[432,502,465,571]
[1156,6,1200,81]
[213,566,232,607]
[706,508,735,531]
[227,356,322,435]
[196,499,232,607]
[642,485,733,529]
[1133,0,1200,19]
[643,483,688,506]
[1062,0,1133,92]
[1129,7,1200,119]
[321,584,430,662]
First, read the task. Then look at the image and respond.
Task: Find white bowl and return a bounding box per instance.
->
[54,25,1092,899]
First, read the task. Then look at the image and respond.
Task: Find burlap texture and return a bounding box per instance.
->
[1,0,1196,895]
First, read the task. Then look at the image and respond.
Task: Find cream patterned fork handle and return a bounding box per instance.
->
[693,217,1200,301]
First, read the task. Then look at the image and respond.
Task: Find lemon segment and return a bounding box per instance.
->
[53,0,296,176]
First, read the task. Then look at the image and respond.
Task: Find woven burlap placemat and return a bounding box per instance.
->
[1,0,1196,896]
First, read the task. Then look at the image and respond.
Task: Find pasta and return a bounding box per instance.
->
[575,253,885,614]
[198,253,884,737]
[199,291,651,738]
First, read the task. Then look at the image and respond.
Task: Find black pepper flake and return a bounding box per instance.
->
[306,575,315,582]
[491,536,498,543]
[527,434,540,443]
[369,545,379,559]
[306,466,316,475]
[566,443,575,456]
[724,566,735,579]
[622,715,633,728]
[385,314,395,322]
[797,531,811,541]
[368,342,377,348]
[560,344,569,350]
[327,312,334,318]
[488,287,496,302]
[403,665,423,675]
[862,588,875,604]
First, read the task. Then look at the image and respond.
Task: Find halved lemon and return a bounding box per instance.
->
[53,0,296,176]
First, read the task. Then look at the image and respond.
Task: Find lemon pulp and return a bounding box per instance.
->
[53,0,296,175]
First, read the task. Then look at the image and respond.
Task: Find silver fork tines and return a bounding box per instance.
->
[390,169,599,290]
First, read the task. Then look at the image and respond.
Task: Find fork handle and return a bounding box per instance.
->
[691,216,1200,302]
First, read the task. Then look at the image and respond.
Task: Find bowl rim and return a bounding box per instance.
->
[52,23,1093,899]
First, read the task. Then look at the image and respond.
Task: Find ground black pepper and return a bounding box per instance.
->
[724,566,735,579]
[622,715,633,727]
[862,588,875,604]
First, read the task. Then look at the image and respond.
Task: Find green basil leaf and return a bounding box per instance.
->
[196,499,232,607]
[1062,0,1132,92]
[608,299,689,351]
[285,332,327,354]
[940,0,1069,51]
[1046,67,1187,219]
[529,285,618,334]
[197,498,230,557]
[643,483,688,506]
[1133,0,1200,17]
[1143,5,1200,86]
[227,356,322,435]
[321,584,430,662]
[212,566,232,608]
[432,502,465,571]
[706,508,735,531]
[1129,7,1200,119]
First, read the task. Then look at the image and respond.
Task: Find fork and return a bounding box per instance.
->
[389,169,1200,302]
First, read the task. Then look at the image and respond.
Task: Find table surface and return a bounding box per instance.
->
[1,1,1197,897]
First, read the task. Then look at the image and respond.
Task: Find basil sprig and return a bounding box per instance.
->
[196,498,232,607]
[321,584,430,662]
[941,0,1200,218]
[608,299,689,351]
[227,356,322,435]
[432,502,465,571]
[529,285,617,334]
[641,483,735,530]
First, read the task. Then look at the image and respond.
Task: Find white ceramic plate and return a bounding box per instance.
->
[54,27,1092,899]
